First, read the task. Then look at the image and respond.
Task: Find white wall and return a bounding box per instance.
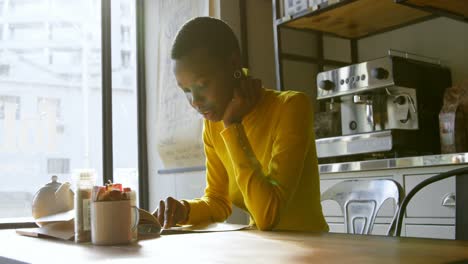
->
[220,0,277,90]
[244,0,276,90]
[357,17,468,84]
[220,0,242,46]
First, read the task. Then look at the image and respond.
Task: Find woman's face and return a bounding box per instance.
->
[173,49,238,122]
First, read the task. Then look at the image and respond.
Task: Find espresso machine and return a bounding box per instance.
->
[315,50,452,162]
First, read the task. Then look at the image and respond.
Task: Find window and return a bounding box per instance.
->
[50,23,81,42]
[121,50,131,68]
[121,25,131,43]
[50,49,82,67]
[37,97,60,117]
[9,23,46,41]
[0,65,10,77]
[51,0,86,17]
[120,1,131,19]
[0,0,143,224]
[9,0,43,17]
[13,48,44,65]
[0,96,20,120]
[37,97,64,134]
[47,158,70,174]
[0,0,103,222]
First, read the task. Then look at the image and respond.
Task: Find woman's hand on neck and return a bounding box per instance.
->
[222,77,263,128]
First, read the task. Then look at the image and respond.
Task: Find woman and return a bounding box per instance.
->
[155,16,328,232]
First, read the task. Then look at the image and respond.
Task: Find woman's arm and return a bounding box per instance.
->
[182,123,232,225]
[221,93,313,230]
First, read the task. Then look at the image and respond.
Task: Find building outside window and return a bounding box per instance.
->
[0,0,139,221]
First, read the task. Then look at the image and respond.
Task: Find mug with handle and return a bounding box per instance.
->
[90,199,139,245]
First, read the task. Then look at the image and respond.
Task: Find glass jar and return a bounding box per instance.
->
[73,169,96,243]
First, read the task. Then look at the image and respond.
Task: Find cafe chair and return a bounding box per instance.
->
[391,166,468,237]
[321,179,404,235]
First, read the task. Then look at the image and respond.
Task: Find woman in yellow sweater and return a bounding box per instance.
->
[155,16,328,232]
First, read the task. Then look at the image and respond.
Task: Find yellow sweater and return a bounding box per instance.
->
[184,88,329,232]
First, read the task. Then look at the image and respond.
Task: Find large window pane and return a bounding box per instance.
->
[0,0,103,221]
[111,0,139,204]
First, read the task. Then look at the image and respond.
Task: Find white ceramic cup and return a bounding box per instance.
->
[90,200,139,245]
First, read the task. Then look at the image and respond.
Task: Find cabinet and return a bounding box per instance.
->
[319,163,466,239]
[403,174,455,218]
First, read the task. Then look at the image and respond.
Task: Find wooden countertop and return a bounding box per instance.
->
[1,229,468,263]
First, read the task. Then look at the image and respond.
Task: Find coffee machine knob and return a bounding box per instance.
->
[393,95,406,105]
[371,67,389,80]
[319,80,335,91]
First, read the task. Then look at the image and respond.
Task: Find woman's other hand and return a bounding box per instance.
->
[222,77,262,127]
[153,197,190,228]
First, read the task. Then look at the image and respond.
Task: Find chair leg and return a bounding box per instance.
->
[386,209,398,236]
[456,174,468,240]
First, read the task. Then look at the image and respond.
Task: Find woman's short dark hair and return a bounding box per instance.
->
[171,17,240,61]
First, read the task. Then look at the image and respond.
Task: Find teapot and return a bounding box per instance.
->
[32,175,74,226]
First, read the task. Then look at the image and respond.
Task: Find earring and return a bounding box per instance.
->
[233,70,242,79]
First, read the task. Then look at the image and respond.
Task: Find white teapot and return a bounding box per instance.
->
[32,175,74,226]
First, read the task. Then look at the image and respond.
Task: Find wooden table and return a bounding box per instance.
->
[1,229,468,263]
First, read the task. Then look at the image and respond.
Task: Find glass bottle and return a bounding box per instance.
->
[74,169,96,243]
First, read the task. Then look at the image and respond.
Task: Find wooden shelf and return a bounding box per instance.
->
[279,0,432,39]
[397,0,468,22]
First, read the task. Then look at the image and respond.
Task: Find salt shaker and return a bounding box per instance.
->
[74,170,96,243]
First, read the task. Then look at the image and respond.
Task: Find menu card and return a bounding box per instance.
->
[16,220,74,241]
[15,210,75,240]
[161,223,250,235]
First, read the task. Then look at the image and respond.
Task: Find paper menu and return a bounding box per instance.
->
[15,210,75,240]
[16,220,74,241]
[161,223,250,235]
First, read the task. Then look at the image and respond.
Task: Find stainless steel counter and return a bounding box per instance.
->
[319,152,468,174]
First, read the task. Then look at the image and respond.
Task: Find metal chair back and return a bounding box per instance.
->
[321,179,403,235]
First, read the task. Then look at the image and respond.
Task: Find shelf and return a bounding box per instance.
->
[278,0,433,39]
[397,0,468,22]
